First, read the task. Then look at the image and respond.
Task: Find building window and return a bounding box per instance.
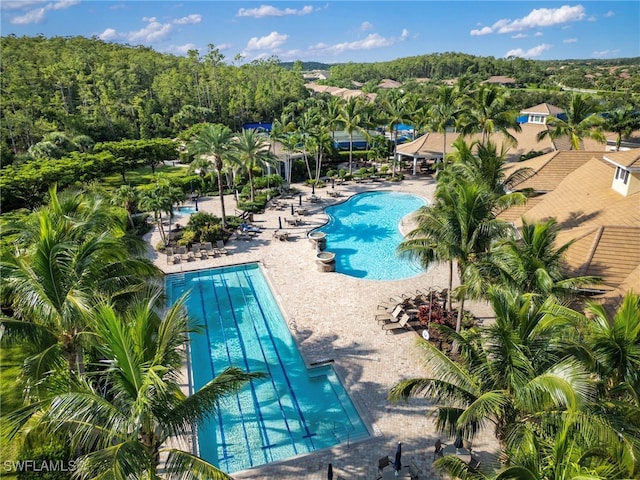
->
[615,167,630,185]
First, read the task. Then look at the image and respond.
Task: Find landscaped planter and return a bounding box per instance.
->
[308,231,327,251]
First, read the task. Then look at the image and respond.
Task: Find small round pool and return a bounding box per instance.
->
[316,191,427,280]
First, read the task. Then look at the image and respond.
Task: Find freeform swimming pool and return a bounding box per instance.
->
[316,191,427,280]
[165,264,369,474]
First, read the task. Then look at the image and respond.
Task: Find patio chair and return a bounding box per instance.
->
[166,247,178,264]
[215,240,229,255]
[468,457,481,471]
[409,461,420,479]
[433,439,445,460]
[377,455,391,473]
[191,243,202,259]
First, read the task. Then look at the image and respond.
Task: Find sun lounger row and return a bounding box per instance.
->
[165,241,228,264]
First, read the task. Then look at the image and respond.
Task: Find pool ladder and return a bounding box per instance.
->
[173,273,186,287]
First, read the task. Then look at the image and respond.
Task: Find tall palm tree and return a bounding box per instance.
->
[138,179,183,246]
[603,105,640,151]
[459,84,521,146]
[429,85,461,159]
[537,94,606,150]
[380,90,409,176]
[233,128,278,203]
[7,291,265,480]
[188,123,235,228]
[0,187,159,381]
[110,184,138,229]
[337,97,365,175]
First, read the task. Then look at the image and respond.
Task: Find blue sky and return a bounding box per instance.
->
[2,1,638,63]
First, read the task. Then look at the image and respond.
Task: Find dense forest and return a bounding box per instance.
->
[2,35,639,161]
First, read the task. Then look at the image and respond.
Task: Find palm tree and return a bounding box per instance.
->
[233,128,278,203]
[7,291,265,480]
[110,184,138,229]
[446,138,531,209]
[138,179,183,245]
[389,289,596,449]
[188,123,235,228]
[380,90,409,176]
[429,85,461,159]
[0,187,159,380]
[476,218,601,301]
[398,202,457,312]
[603,105,640,151]
[537,94,606,150]
[337,97,365,175]
[459,84,521,146]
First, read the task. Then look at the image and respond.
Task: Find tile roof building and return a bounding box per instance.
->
[501,150,640,311]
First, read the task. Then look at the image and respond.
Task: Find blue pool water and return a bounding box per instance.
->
[174,205,197,215]
[165,264,369,474]
[316,191,426,280]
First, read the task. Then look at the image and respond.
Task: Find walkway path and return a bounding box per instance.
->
[145,177,498,480]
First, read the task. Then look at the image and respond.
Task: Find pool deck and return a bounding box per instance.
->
[146,177,498,480]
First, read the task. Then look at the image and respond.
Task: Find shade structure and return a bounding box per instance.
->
[312,183,315,194]
[291,204,294,215]
[393,442,402,473]
[278,216,282,229]
[327,463,333,480]
[299,194,302,206]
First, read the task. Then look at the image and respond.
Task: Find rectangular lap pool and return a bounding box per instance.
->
[166,263,370,474]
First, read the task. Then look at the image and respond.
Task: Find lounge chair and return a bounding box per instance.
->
[381,313,418,333]
[215,240,228,255]
[166,247,177,264]
[191,243,202,259]
[375,304,404,323]
[284,217,300,226]
[273,230,289,241]
[468,457,481,471]
[202,242,215,257]
[177,245,190,262]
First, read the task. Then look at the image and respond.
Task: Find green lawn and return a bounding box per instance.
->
[0,345,26,478]
[101,163,192,189]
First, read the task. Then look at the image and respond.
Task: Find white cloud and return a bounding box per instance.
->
[6,0,79,24]
[361,21,374,31]
[172,43,198,55]
[604,10,615,17]
[471,5,585,36]
[102,16,182,44]
[592,49,620,58]
[11,7,46,24]
[99,28,119,41]
[505,43,552,58]
[173,14,202,25]
[470,26,493,36]
[534,31,543,37]
[237,5,314,18]
[246,31,289,51]
[563,38,578,43]
[310,33,395,56]
[128,18,173,43]
[400,28,409,40]
[512,33,527,39]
